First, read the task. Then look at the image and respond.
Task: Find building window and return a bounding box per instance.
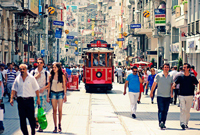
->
[192,22,195,35]
[189,0,192,22]
[172,0,178,12]
[147,38,151,50]
[199,0,200,19]
[188,24,191,35]
[194,0,196,21]
[172,27,179,43]
[196,21,199,33]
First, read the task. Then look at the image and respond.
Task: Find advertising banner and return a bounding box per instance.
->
[66,5,78,32]
[30,0,39,15]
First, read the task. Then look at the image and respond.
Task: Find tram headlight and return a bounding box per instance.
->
[96,72,102,78]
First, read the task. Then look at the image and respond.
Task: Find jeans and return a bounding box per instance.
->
[50,91,64,100]
[129,92,140,114]
[157,96,171,125]
[150,86,156,102]
[173,89,179,104]
[179,95,193,126]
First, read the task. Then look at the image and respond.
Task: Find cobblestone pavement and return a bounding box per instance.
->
[2,81,200,135]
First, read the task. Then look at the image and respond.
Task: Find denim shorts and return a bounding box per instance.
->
[50,91,64,100]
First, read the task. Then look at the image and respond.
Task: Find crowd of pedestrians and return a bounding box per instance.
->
[122,63,200,130]
[0,58,83,135]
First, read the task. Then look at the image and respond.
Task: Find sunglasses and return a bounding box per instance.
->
[19,68,26,71]
[37,62,43,64]
[133,71,137,73]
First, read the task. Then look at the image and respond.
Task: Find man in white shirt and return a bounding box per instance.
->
[10,64,40,135]
[30,58,50,132]
[117,66,123,84]
[125,66,132,78]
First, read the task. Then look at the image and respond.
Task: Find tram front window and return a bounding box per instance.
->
[93,54,99,66]
[99,54,105,66]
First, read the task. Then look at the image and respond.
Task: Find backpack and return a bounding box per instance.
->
[33,70,48,86]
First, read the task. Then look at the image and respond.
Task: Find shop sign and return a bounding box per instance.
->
[154,9,166,26]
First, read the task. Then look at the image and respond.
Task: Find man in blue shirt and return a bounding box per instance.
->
[66,66,72,82]
[123,66,143,118]
[145,68,157,103]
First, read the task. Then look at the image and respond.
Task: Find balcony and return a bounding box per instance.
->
[135,21,154,36]
[0,0,19,10]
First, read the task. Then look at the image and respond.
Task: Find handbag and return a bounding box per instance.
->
[194,94,200,111]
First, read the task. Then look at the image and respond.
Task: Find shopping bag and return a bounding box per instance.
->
[194,94,200,111]
[37,106,48,130]
[0,103,5,113]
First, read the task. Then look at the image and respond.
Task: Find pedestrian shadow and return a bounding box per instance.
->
[166,127,200,131]
[114,111,200,121]
[41,131,76,134]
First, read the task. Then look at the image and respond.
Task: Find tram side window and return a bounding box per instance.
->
[93,53,99,66]
[107,53,110,67]
[88,53,91,67]
[99,54,106,66]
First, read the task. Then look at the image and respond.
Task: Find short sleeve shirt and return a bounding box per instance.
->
[126,74,140,93]
[154,73,173,97]
[12,73,40,97]
[175,74,198,96]
[148,74,156,86]
[7,69,16,83]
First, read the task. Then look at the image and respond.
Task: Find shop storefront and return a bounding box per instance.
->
[186,35,200,79]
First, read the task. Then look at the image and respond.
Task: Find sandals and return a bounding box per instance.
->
[53,127,57,133]
[35,120,39,129]
[37,127,43,132]
[58,124,62,132]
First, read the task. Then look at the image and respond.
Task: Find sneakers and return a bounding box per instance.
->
[181,124,185,130]
[132,114,136,118]
[185,125,188,129]
[137,101,140,104]
[159,122,165,129]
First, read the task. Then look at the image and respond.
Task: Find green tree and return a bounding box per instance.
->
[48,56,54,64]
[177,58,183,71]
[60,58,65,66]
[118,62,122,66]
[151,58,155,67]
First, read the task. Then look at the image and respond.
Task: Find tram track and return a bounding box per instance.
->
[86,92,131,135]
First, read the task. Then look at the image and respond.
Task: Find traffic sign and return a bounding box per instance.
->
[41,49,45,55]
[112,44,118,46]
[130,24,141,29]
[75,41,78,44]
[74,52,79,55]
[55,28,62,38]
[53,21,64,26]
[71,43,76,46]
[67,35,74,39]
[117,38,124,41]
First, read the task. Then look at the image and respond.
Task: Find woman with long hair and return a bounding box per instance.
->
[47,63,67,133]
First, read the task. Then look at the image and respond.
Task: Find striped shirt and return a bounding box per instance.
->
[7,69,16,84]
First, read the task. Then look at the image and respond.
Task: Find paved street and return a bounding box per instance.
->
[2,81,200,135]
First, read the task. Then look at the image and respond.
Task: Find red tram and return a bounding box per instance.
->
[82,40,115,92]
